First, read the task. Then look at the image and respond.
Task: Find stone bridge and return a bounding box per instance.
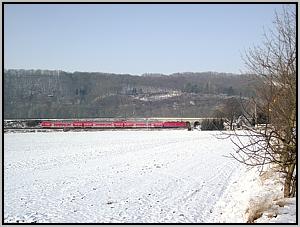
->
[145,117,221,128]
[5,117,223,128]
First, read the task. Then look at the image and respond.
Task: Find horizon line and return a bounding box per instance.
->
[4,68,247,76]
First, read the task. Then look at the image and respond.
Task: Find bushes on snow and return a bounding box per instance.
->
[201,118,224,131]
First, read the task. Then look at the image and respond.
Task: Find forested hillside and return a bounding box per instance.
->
[4,69,258,119]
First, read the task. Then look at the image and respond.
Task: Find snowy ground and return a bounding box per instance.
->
[208,164,296,223]
[4,130,296,223]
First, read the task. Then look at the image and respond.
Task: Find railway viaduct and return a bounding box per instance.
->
[143,117,219,128]
[5,117,220,128]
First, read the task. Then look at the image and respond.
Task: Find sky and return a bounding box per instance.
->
[4,3,290,75]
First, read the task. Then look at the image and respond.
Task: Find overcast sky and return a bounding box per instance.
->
[4,3,290,75]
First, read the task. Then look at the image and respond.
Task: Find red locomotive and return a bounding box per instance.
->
[40,120,187,129]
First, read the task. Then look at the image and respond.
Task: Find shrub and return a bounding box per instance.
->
[201,118,224,130]
[26,120,42,127]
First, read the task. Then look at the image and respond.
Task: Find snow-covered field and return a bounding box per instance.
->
[4,130,295,223]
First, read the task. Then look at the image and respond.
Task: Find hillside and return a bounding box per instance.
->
[4,69,258,119]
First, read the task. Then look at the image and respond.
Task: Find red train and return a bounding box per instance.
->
[40,121,187,129]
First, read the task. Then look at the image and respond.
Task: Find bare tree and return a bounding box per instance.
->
[231,6,296,198]
[215,97,243,130]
